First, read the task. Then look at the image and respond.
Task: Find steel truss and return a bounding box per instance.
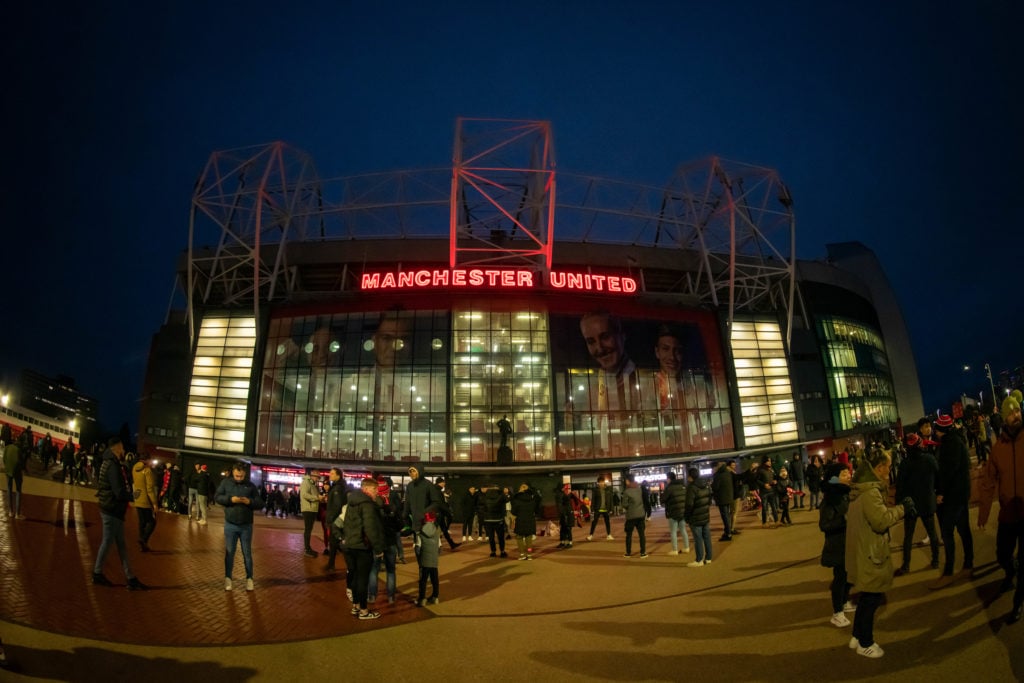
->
[186,124,801,346]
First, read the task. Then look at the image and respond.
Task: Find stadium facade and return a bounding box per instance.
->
[138,119,923,487]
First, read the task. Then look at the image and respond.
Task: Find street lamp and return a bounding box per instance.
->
[984,363,998,408]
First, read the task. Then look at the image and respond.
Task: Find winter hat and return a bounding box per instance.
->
[1012,389,1023,405]
[934,415,954,430]
[905,433,921,448]
[1002,396,1021,420]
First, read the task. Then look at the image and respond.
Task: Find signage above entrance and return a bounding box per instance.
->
[360,268,638,294]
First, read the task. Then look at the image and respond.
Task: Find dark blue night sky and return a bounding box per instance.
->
[4,1,1021,431]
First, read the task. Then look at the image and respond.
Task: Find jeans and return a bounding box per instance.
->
[939,503,974,574]
[345,548,374,609]
[995,520,1024,608]
[761,492,779,524]
[717,504,733,537]
[224,521,254,579]
[368,544,397,601]
[5,471,23,516]
[852,591,883,647]
[196,494,208,522]
[485,521,506,553]
[94,512,134,579]
[900,511,938,569]
[559,515,574,543]
[302,511,317,550]
[830,566,851,613]
[624,518,646,555]
[690,524,712,562]
[187,487,198,517]
[667,517,690,551]
[136,506,156,544]
[589,510,611,536]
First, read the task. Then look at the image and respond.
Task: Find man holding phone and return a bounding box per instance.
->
[215,461,264,592]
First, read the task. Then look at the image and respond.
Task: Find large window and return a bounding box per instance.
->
[729,319,798,447]
[818,316,898,431]
[184,315,256,453]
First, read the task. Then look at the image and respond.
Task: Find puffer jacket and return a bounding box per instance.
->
[300,474,321,514]
[482,487,508,522]
[342,489,385,552]
[511,489,541,536]
[622,484,651,520]
[663,478,687,521]
[844,465,904,593]
[978,425,1024,526]
[684,477,712,527]
[819,480,850,568]
[132,461,159,509]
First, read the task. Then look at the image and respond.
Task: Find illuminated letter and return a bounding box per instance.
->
[414,270,431,286]
[549,271,566,288]
[517,270,534,287]
[361,273,381,290]
[381,273,397,288]
[453,270,466,286]
[591,274,607,290]
[486,270,501,286]
[469,269,484,286]
[622,277,637,292]
[397,271,415,287]
[607,276,621,292]
[567,273,584,289]
[432,269,449,286]
[501,270,515,287]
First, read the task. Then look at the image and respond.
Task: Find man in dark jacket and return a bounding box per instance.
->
[894,433,939,576]
[402,465,443,562]
[215,462,265,591]
[684,468,713,566]
[324,467,348,572]
[663,471,690,554]
[931,415,975,589]
[481,484,509,557]
[711,461,736,541]
[92,437,147,590]
[343,478,386,619]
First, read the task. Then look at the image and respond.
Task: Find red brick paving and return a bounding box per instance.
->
[0,489,431,645]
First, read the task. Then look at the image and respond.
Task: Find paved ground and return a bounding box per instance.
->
[0,469,1021,682]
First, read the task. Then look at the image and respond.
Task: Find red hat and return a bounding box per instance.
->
[905,433,921,447]
[201,464,208,471]
[934,415,954,429]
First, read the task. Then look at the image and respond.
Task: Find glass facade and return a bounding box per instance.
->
[729,319,799,446]
[252,298,733,464]
[818,316,898,431]
[184,314,257,453]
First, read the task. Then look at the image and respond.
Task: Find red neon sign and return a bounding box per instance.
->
[360,268,637,293]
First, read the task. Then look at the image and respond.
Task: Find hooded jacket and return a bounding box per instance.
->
[819,478,850,568]
[403,466,443,532]
[844,464,904,593]
[511,488,541,536]
[684,476,712,527]
[343,489,385,553]
[895,445,938,515]
[300,474,321,514]
[978,424,1024,526]
[481,487,508,522]
[132,461,159,510]
[663,477,687,521]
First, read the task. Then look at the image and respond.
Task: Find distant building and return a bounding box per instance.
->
[19,369,97,429]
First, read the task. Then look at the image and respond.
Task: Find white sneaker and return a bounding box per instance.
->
[703,559,712,565]
[198,519,207,526]
[346,588,353,602]
[586,535,593,541]
[856,643,884,658]
[842,601,856,612]
[605,535,614,540]
[831,612,851,627]
[848,637,859,649]
[465,536,473,542]
[686,560,704,568]
[667,550,679,556]
[246,578,254,592]
[682,548,690,553]
[225,577,233,591]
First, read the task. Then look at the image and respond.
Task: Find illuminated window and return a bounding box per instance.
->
[184,315,256,453]
[729,320,798,446]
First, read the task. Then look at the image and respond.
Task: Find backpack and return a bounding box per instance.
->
[332,504,348,529]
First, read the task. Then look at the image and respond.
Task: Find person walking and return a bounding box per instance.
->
[131,456,159,552]
[930,414,975,589]
[846,450,912,658]
[92,437,147,590]
[977,395,1024,624]
[685,467,713,567]
[215,461,264,591]
[893,433,939,576]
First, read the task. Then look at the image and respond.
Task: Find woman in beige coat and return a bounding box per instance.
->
[844,449,910,659]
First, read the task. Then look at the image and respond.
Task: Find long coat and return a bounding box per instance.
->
[819,481,849,568]
[845,468,904,593]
